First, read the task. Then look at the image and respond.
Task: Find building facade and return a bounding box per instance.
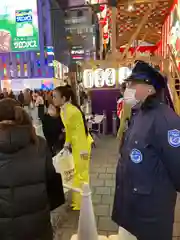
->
[0,0,69,90]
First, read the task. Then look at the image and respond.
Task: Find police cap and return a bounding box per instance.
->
[125,60,166,89]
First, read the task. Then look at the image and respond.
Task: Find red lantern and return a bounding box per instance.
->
[103,32,108,39]
[99,5,105,12]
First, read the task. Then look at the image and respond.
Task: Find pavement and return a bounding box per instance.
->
[51,136,180,240]
[52,136,119,240]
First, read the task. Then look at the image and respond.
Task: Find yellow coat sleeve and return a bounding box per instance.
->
[61,104,89,153]
[117,104,131,140]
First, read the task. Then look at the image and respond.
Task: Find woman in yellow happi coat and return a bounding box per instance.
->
[53,85,93,210]
[117,83,131,148]
[117,102,131,147]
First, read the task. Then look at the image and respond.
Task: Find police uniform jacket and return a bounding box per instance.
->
[112,94,180,240]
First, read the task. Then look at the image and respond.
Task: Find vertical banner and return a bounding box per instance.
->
[169,3,180,57]
[166,16,170,56]
[0,0,39,52]
[164,15,167,59]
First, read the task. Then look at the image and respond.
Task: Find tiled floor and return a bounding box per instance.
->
[51,136,180,240]
[52,136,118,239]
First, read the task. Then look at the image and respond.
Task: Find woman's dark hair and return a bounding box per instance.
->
[0,98,38,144]
[55,85,88,136]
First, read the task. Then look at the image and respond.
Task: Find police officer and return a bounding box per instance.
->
[112,61,180,240]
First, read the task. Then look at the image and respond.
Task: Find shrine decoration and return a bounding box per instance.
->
[94,68,105,88]
[83,69,94,89]
[83,67,131,89]
[117,97,124,119]
[99,17,107,27]
[119,67,132,84]
[103,32,109,40]
[97,4,110,49]
[155,0,180,70]
[105,68,116,86]
[119,46,158,56]
[107,7,112,35]
[99,4,105,12]
[116,1,171,48]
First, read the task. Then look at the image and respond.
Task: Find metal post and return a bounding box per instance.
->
[102,110,107,135]
[111,6,117,55]
[112,111,117,136]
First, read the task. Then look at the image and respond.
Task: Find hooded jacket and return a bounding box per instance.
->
[0,125,54,240]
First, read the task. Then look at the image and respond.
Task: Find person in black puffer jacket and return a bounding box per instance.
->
[0,98,65,240]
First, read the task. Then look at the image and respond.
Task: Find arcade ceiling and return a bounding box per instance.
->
[116,0,174,48]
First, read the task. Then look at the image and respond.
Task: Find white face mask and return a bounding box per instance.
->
[124,88,139,107]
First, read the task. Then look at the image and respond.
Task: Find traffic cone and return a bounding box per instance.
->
[71,183,108,240]
[108,236,118,240]
[77,183,98,240]
[108,227,137,240]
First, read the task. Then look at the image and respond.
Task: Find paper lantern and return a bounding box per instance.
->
[99,17,107,26]
[119,67,132,84]
[94,68,105,88]
[105,68,116,86]
[83,69,94,88]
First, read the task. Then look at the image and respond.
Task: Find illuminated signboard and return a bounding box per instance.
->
[0,0,39,52]
[71,46,85,61]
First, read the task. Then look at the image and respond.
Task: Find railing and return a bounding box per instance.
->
[168,46,180,116]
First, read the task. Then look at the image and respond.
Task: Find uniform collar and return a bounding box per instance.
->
[141,93,162,111]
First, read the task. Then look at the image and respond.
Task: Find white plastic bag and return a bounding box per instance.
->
[53,149,75,186]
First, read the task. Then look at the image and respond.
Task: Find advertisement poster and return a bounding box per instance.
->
[0,0,39,52]
[41,79,54,90]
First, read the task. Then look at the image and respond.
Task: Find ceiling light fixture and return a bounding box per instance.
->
[127,4,135,12]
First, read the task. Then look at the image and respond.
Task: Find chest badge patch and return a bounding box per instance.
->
[168,129,180,148]
[130,148,143,164]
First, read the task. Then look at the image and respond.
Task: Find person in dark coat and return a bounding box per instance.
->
[0,92,4,99]
[8,90,16,99]
[112,61,180,240]
[18,90,25,106]
[0,98,65,240]
[42,104,65,156]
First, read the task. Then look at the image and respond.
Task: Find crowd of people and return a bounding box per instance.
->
[0,85,93,239]
[1,60,180,240]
